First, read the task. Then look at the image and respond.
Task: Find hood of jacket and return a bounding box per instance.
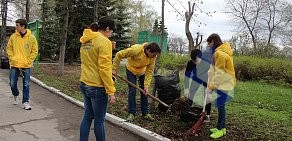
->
[216,42,233,56]
[80,29,99,44]
[15,29,32,37]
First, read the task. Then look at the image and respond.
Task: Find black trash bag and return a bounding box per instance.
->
[154,71,181,112]
[180,106,202,122]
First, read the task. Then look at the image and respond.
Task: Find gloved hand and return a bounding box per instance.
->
[205,88,213,104]
[184,88,190,98]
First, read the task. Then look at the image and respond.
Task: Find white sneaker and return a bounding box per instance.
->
[13,96,19,105]
[23,102,32,110]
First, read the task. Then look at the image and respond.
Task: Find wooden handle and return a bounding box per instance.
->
[116,74,169,108]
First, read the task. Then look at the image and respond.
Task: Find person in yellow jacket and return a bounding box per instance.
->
[79,19,116,141]
[205,33,236,139]
[6,19,38,110]
[112,42,161,122]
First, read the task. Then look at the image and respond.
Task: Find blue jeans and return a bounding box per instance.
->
[126,69,149,115]
[216,90,227,130]
[9,67,31,103]
[79,82,108,141]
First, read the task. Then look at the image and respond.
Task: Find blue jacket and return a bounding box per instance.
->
[184,48,212,89]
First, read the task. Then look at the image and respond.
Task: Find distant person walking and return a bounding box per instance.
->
[205,33,236,139]
[6,19,38,110]
[79,18,116,141]
[112,42,161,122]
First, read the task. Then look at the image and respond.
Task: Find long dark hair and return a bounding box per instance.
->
[207,33,223,65]
[207,33,223,49]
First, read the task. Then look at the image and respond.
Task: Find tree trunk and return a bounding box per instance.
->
[58,0,69,76]
[26,0,30,22]
[94,0,98,21]
[1,0,7,51]
[185,17,194,53]
[185,1,195,53]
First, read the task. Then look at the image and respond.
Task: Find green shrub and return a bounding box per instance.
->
[234,56,292,86]
[159,53,189,70]
[158,53,292,86]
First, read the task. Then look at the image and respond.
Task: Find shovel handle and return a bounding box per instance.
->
[115,74,169,108]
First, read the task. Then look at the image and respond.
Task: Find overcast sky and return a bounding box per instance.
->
[5,0,290,43]
[147,0,237,41]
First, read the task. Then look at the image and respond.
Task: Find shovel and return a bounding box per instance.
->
[115,74,169,108]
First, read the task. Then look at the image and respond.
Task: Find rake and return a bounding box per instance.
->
[115,74,169,108]
[187,88,208,135]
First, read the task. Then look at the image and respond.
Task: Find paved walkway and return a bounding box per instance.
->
[0,69,144,141]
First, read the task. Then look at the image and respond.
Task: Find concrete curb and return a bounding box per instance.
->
[30,76,171,141]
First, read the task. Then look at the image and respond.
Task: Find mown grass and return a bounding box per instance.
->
[33,63,292,140]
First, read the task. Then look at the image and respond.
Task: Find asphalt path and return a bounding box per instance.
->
[0,68,144,141]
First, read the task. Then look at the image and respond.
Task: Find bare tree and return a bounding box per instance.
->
[185,1,195,52]
[226,0,266,52]
[168,33,187,54]
[168,0,207,53]
[226,0,291,53]
[58,0,69,76]
[10,0,41,20]
[260,0,291,45]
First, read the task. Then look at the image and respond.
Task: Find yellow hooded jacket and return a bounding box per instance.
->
[112,43,156,88]
[6,29,38,68]
[208,42,236,91]
[79,29,116,95]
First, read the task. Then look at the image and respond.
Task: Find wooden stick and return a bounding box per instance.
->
[115,74,169,108]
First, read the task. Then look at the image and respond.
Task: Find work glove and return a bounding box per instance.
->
[205,88,213,104]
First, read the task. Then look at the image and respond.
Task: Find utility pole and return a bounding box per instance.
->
[160,0,165,52]
[154,0,165,74]
[152,0,165,102]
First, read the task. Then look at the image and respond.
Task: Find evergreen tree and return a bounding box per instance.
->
[65,0,94,64]
[51,0,131,63]
[158,20,167,33]
[152,19,159,35]
[111,0,131,52]
[39,0,60,61]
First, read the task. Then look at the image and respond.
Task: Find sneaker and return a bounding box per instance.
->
[13,96,19,105]
[126,114,135,122]
[210,128,226,139]
[204,115,211,123]
[210,128,226,135]
[142,114,155,121]
[23,102,32,110]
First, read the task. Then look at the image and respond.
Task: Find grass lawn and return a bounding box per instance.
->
[33,64,292,141]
